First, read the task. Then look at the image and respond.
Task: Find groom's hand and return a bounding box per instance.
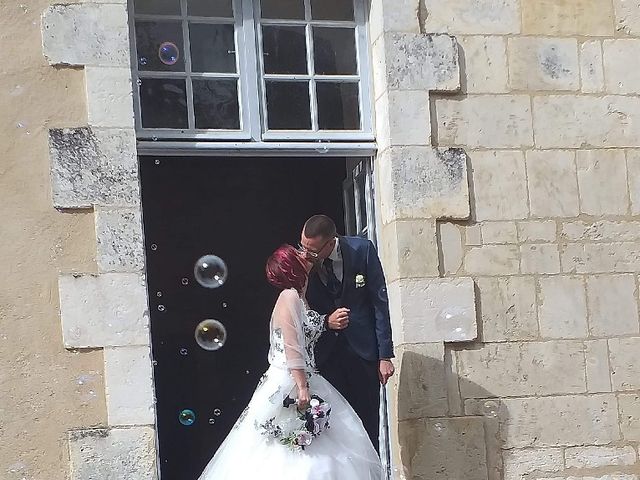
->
[327,308,350,330]
[378,359,395,385]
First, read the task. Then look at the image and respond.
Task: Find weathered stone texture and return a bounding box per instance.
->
[585,340,612,393]
[379,147,469,223]
[577,150,629,215]
[517,220,557,243]
[608,337,640,391]
[561,243,640,274]
[388,277,477,344]
[458,36,509,93]
[85,67,134,128]
[565,445,637,469]
[457,341,586,398]
[604,40,640,94]
[476,276,538,342]
[520,244,561,274]
[422,0,520,34]
[466,394,620,448]
[580,41,605,93]
[439,222,464,275]
[436,95,533,148]
[68,427,156,480]
[49,127,139,208]
[538,276,588,339]
[368,0,420,41]
[464,245,520,275]
[618,393,640,441]
[375,90,431,150]
[104,346,155,426]
[522,0,614,36]
[95,207,145,273]
[480,222,517,244]
[503,448,564,480]
[59,273,149,348]
[587,275,639,337]
[533,96,640,148]
[470,151,529,221]
[508,37,579,91]
[42,4,129,67]
[614,0,640,36]
[381,219,439,283]
[526,150,579,218]
[561,221,640,242]
[627,150,640,214]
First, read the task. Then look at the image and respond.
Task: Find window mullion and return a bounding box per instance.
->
[180,0,195,130]
[304,0,318,132]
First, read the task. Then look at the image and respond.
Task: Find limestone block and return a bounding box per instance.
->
[104,346,154,426]
[503,448,564,480]
[518,220,557,243]
[371,36,388,100]
[388,277,476,344]
[396,343,448,420]
[476,276,538,342]
[465,224,483,246]
[581,41,605,93]
[565,445,637,469]
[585,340,612,393]
[85,67,134,128]
[382,33,460,92]
[457,341,586,398]
[375,90,430,151]
[538,276,588,339]
[526,150,579,218]
[422,0,520,35]
[627,150,640,214]
[42,4,129,67]
[439,222,464,275]
[368,0,420,42]
[465,394,620,448]
[609,337,640,391]
[561,243,640,274]
[380,219,439,283]
[508,37,579,91]
[95,207,145,273]
[398,416,487,480]
[604,40,640,94]
[567,476,638,480]
[378,146,469,224]
[444,346,463,416]
[533,95,640,148]
[577,150,629,215]
[587,275,639,337]
[457,36,508,93]
[618,393,640,441]
[68,427,156,480]
[464,245,519,275]
[521,244,561,274]
[522,0,614,36]
[49,127,139,208]
[59,273,149,348]
[561,221,640,242]
[436,96,533,148]
[480,222,517,244]
[470,150,529,221]
[614,0,640,36]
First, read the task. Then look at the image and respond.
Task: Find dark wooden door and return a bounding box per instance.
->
[139,156,348,479]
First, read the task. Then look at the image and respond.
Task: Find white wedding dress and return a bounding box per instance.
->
[198,288,383,480]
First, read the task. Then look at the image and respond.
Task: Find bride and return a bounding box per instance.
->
[198,244,382,480]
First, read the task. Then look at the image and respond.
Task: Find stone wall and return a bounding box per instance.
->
[373,0,640,479]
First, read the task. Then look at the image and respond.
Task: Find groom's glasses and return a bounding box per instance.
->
[296,238,332,259]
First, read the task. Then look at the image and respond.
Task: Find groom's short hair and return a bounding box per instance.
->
[304,215,336,239]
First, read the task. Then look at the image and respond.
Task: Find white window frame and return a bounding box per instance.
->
[128,0,374,143]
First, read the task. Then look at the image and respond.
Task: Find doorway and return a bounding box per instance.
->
[140,155,357,479]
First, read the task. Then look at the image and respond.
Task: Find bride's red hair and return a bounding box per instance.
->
[266,244,307,291]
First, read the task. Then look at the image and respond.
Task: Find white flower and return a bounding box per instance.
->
[355,274,366,288]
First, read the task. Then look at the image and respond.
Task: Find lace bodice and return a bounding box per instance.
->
[268,290,325,372]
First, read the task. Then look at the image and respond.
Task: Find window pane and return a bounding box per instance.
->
[260,0,304,19]
[316,82,360,130]
[190,23,236,73]
[266,82,311,130]
[136,21,185,72]
[140,78,188,129]
[188,0,233,17]
[262,26,307,74]
[356,173,367,233]
[313,27,357,75]
[311,0,354,21]
[135,0,181,15]
[193,80,240,129]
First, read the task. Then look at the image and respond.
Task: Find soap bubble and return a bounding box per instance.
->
[482,400,499,418]
[157,305,165,312]
[139,57,148,66]
[435,306,469,341]
[181,277,189,285]
[208,418,216,424]
[179,348,188,356]
[159,42,179,65]
[195,319,227,351]
[213,408,222,416]
[178,409,195,426]
[194,255,228,288]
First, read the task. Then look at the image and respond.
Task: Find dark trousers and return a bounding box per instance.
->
[318,336,380,452]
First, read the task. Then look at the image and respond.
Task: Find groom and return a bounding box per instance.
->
[299,214,394,451]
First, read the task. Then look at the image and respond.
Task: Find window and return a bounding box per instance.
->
[129,0,373,142]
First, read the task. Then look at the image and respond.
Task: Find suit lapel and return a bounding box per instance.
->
[339,236,353,304]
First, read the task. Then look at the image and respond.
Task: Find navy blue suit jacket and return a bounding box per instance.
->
[308,236,394,364]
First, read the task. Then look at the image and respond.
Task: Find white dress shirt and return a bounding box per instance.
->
[327,237,343,283]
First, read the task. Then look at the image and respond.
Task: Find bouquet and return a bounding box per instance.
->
[257,394,331,451]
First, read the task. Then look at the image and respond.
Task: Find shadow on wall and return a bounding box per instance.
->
[394,349,507,480]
